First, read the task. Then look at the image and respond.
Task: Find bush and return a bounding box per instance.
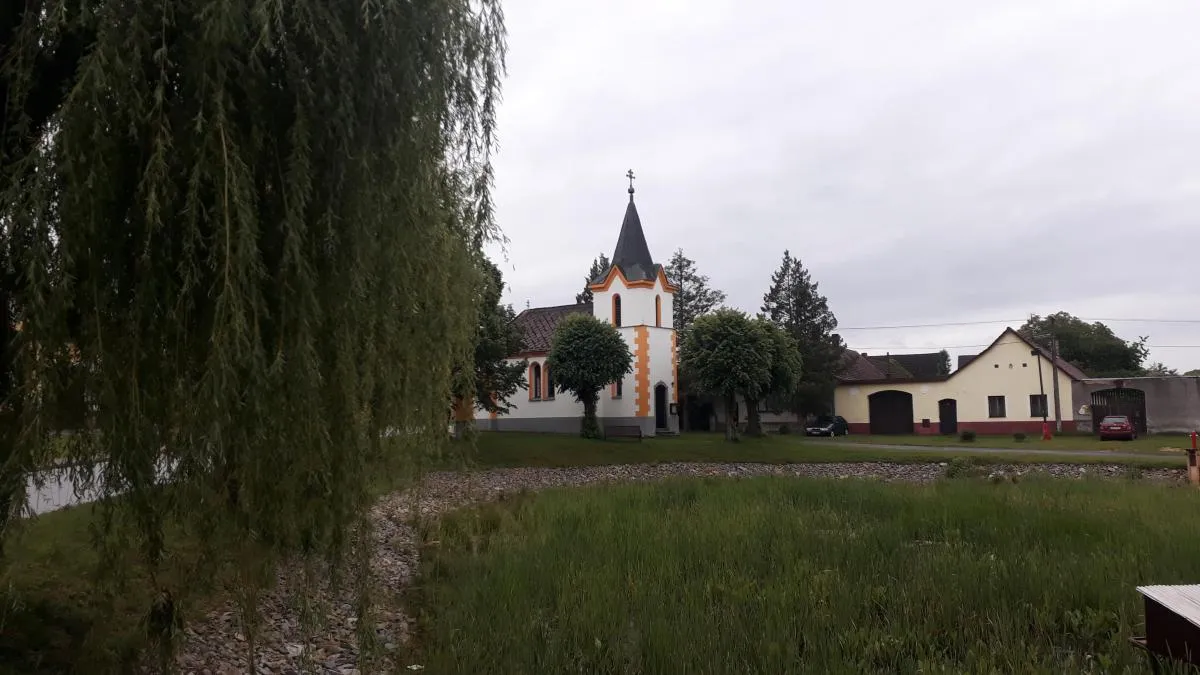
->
[1013,432,1027,442]
[778,424,791,435]
[959,430,977,442]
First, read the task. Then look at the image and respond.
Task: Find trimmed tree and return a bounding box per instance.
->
[682,309,773,442]
[576,253,611,304]
[761,250,845,417]
[547,314,632,438]
[664,249,726,430]
[744,319,803,437]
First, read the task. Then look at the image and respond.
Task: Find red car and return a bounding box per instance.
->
[1099,415,1137,441]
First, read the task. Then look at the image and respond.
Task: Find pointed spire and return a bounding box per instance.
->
[610,171,657,282]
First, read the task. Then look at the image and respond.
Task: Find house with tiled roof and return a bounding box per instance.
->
[833,328,1089,435]
[476,180,679,436]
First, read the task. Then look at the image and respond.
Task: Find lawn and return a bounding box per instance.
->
[462,431,1187,469]
[827,432,1196,455]
[414,476,1200,674]
[0,502,180,672]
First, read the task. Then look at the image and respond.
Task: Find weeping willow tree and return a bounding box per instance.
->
[1,0,505,666]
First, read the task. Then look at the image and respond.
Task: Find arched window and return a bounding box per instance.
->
[530,362,542,400]
[544,365,555,400]
[655,295,662,327]
[612,294,622,327]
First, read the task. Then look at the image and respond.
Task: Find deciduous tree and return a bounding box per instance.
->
[546,314,632,438]
[682,310,773,442]
[744,319,803,437]
[1144,362,1179,376]
[1020,313,1148,377]
[1186,369,1200,377]
[761,251,845,416]
[1,0,505,665]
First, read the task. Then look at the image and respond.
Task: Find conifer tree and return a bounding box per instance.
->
[576,253,611,304]
[761,251,845,417]
[1,0,506,665]
[460,258,527,423]
[665,249,726,334]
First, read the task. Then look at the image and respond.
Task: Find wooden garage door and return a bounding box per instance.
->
[869,390,914,435]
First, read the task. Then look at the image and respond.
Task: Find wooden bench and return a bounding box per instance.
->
[603,424,643,441]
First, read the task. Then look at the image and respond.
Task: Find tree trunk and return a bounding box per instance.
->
[724,394,739,442]
[745,397,763,437]
[581,390,601,439]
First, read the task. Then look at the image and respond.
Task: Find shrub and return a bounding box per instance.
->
[778,424,791,435]
[1013,432,1027,442]
[943,457,985,479]
[959,430,977,442]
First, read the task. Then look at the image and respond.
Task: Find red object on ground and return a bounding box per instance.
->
[1042,422,1052,441]
[1192,431,1197,450]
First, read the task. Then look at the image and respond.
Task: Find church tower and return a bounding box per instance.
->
[588,172,679,435]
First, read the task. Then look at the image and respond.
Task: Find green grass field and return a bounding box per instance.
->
[463,431,1187,469]
[414,477,1200,674]
[826,432,1196,454]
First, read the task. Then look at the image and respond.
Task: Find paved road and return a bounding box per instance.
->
[802,439,1166,462]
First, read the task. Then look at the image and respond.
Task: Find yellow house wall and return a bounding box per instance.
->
[834,334,1075,427]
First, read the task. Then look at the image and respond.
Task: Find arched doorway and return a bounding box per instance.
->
[1090,388,1147,435]
[655,383,669,431]
[938,399,958,435]
[868,390,914,435]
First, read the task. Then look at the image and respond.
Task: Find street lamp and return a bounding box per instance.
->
[1032,349,1048,423]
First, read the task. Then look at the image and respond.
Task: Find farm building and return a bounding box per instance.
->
[834,328,1086,435]
[1073,376,1200,435]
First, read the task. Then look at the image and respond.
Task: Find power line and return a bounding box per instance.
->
[851,343,1200,351]
[840,317,1200,331]
[840,320,1022,331]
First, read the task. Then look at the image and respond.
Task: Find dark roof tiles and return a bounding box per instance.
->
[599,196,660,283]
[837,350,888,381]
[513,303,592,354]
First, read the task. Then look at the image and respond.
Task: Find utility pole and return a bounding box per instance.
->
[1049,316,1063,433]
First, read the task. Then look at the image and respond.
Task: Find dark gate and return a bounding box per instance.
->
[655,384,669,431]
[938,399,958,435]
[868,390,914,435]
[1090,388,1147,435]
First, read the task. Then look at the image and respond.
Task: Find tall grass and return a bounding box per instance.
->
[415,477,1200,674]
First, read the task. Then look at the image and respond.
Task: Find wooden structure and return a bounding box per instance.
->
[1132,584,1200,672]
[603,424,643,441]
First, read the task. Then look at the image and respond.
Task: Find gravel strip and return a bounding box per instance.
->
[171,461,1185,674]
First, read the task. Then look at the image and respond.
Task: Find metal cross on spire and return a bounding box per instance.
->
[626,169,636,197]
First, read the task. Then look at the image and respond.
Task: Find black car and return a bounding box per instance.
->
[806,415,849,437]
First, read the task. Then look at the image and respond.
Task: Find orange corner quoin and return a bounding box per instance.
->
[587,264,678,294]
[635,326,651,417]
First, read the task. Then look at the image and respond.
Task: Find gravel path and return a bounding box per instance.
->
[171,461,1185,674]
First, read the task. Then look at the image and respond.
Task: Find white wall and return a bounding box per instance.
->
[592,274,673,330]
[474,355,584,421]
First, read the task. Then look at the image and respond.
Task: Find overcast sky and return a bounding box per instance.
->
[485,0,1200,372]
